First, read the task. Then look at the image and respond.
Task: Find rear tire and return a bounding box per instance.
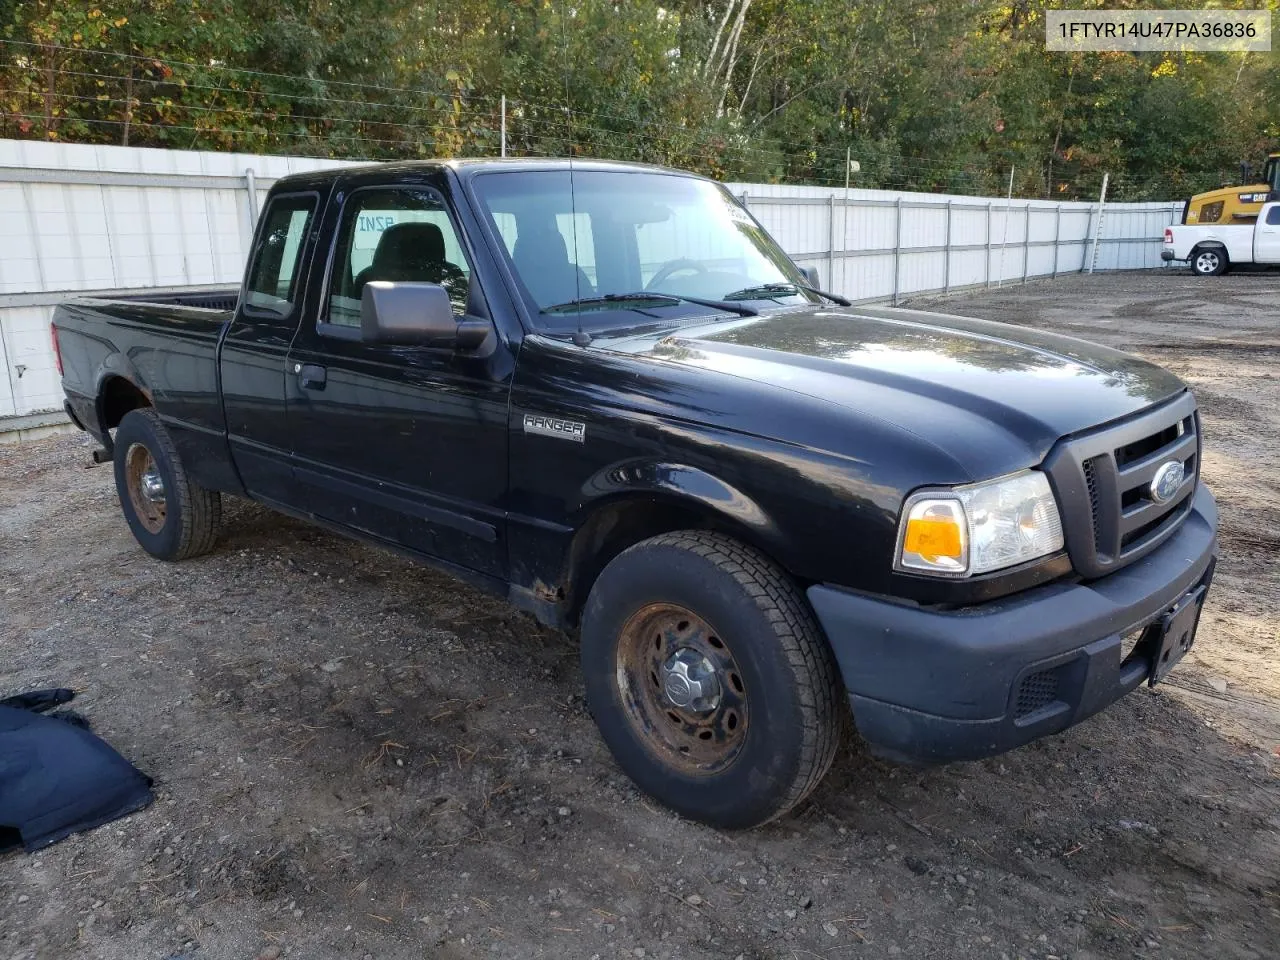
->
[1191,246,1228,276]
[113,408,221,561]
[580,531,842,829]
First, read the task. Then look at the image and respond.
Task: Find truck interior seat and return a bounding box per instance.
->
[512,220,595,309]
[353,222,466,298]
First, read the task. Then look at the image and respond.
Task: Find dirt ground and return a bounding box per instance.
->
[1,270,1278,960]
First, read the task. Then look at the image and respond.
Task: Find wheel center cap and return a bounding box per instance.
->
[141,468,166,503]
[660,647,721,714]
[663,672,694,706]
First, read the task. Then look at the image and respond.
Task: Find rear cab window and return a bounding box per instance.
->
[243,194,317,316]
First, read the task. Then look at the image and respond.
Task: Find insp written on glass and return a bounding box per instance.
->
[1046,9,1271,52]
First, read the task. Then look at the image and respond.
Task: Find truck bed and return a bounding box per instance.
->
[54,290,237,492]
[110,286,240,311]
[1165,222,1255,263]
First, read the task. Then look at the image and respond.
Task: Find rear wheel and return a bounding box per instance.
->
[113,408,221,560]
[1191,246,1228,276]
[580,531,842,829]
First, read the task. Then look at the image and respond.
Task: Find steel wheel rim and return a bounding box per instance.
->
[615,602,749,775]
[124,442,167,534]
[1195,252,1219,273]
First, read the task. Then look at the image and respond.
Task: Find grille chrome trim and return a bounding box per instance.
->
[1043,391,1199,579]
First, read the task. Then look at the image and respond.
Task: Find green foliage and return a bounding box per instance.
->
[1,0,1275,199]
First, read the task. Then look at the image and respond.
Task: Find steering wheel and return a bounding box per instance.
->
[647,258,713,290]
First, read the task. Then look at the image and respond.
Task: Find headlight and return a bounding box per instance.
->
[895,470,1064,577]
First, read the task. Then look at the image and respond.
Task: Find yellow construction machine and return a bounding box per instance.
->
[1183,153,1280,225]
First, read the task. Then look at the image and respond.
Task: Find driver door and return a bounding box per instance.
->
[285,176,512,579]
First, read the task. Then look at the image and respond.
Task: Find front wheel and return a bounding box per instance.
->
[113,408,221,560]
[580,531,843,829]
[1192,247,1228,276]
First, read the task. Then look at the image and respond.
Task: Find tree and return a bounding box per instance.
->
[1,0,1274,199]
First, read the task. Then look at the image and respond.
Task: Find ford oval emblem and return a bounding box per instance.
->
[1149,460,1185,504]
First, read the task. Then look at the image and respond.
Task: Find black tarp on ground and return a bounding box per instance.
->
[0,690,153,853]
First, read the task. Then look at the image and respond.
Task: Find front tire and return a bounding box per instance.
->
[1191,246,1228,276]
[580,531,842,829]
[113,408,221,560]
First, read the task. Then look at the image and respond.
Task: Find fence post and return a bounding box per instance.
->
[828,194,836,293]
[500,95,507,158]
[996,168,1014,288]
[1164,201,1181,268]
[943,199,952,295]
[1086,172,1109,274]
[1022,203,1031,283]
[984,201,993,288]
[244,167,259,230]
[1052,204,1062,278]
[892,196,902,305]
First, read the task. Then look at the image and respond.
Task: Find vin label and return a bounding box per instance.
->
[1046,10,1270,52]
[523,413,586,443]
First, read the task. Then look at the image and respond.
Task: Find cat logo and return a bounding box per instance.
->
[523,414,586,443]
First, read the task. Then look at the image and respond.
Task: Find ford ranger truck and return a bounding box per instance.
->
[52,159,1218,829]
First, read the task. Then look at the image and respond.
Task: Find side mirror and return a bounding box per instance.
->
[798,265,821,289]
[360,281,490,350]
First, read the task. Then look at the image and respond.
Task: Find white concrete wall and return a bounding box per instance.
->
[0,140,1181,428]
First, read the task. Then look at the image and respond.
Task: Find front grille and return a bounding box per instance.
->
[1043,392,1199,579]
[1015,669,1059,719]
[1082,455,1103,532]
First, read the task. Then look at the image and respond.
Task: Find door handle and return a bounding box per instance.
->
[295,363,327,391]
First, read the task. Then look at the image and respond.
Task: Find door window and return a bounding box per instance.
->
[1267,206,1280,226]
[244,195,316,315]
[325,187,472,328]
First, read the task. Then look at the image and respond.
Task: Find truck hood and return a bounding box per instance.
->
[596,304,1186,474]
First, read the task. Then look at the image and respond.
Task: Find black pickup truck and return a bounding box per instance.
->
[53,159,1218,828]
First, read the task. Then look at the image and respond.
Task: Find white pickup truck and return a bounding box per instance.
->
[1163,200,1280,275]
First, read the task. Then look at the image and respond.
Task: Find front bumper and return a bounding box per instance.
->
[808,484,1218,764]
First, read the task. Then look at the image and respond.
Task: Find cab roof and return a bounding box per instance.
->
[271,157,709,192]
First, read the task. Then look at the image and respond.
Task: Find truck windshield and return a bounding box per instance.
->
[470,169,820,331]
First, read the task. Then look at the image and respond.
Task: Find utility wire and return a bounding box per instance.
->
[2,65,1124,199]
[0,39,1027,177]
[0,38,502,105]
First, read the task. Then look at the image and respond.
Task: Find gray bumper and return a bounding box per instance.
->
[807,485,1218,763]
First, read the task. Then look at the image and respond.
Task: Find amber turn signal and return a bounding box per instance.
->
[903,517,963,560]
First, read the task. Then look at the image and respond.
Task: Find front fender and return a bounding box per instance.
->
[578,458,783,550]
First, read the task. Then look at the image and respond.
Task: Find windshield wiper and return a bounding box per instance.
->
[542,292,759,318]
[722,282,852,307]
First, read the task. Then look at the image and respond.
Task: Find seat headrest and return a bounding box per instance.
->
[371,222,447,274]
[513,221,570,262]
